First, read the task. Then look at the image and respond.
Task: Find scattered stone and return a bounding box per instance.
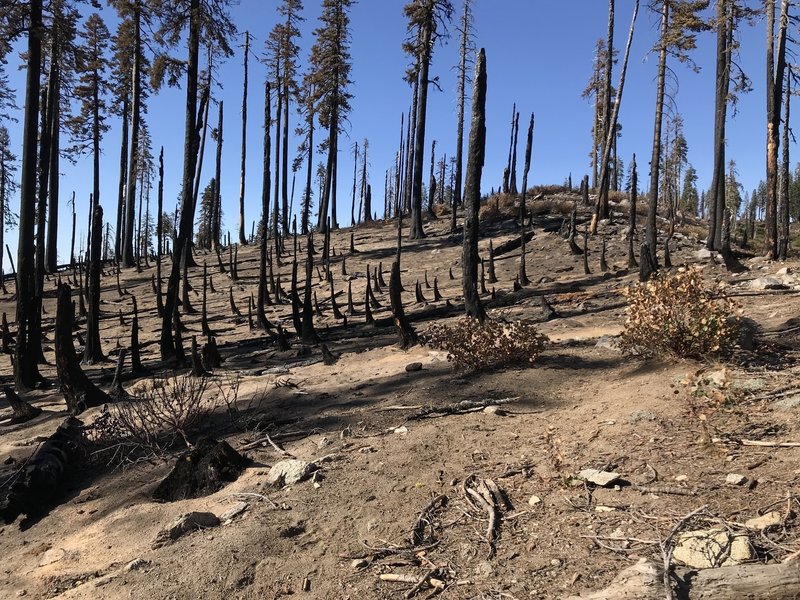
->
[393,425,409,435]
[595,505,615,513]
[220,501,248,523]
[693,248,713,260]
[266,459,313,486]
[483,405,501,415]
[152,512,220,548]
[674,475,688,482]
[706,369,728,388]
[594,336,618,350]
[528,495,542,506]
[263,365,290,375]
[749,277,789,291]
[775,395,800,410]
[776,266,793,276]
[628,410,658,424]
[672,528,752,569]
[726,473,747,486]
[124,558,151,572]
[351,559,368,570]
[732,378,765,392]
[745,511,783,531]
[405,362,423,372]
[577,469,621,487]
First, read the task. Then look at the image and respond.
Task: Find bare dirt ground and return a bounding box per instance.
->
[1,196,800,600]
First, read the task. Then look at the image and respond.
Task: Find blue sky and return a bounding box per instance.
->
[0,1,774,262]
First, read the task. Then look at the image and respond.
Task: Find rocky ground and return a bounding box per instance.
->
[1,196,799,600]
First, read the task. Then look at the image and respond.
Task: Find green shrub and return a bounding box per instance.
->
[423,318,547,371]
[619,267,740,359]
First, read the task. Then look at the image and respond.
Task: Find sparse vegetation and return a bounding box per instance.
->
[90,374,214,462]
[423,317,547,371]
[619,267,741,359]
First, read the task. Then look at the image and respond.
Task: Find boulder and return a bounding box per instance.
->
[152,512,220,548]
[266,459,312,486]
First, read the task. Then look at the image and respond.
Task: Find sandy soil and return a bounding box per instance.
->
[1,197,799,600]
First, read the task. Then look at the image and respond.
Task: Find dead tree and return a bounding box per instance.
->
[487,240,498,283]
[229,287,242,318]
[462,48,488,322]
[389,260,417,349]
[517,112,535,225]
[2,386,42,425]
[83,205,104,364]
[130,296,144,373]
[628,154,639,268]
[639,242,657,282]
[301,233,319,343]
[55,284,111,414]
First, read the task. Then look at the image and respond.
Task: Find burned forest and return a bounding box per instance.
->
[2,1,800,599]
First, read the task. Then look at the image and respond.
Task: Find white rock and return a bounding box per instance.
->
[393,426,409,435]
[266,459,312,486]
[674,475,688,482]
[595,505,615,513]
[776,266,793,276]
[152,512,220,548]
[745,511,783,531]
[528,495,542,506]
[124,558,151,572]
[673,528,752,568]
[726,473,747,486]
[577,469,621,487]
[483,405,500,415]
[220,501,248,523]
[749,277,789,291]
[351,559,368,569]
[693,248,713,260]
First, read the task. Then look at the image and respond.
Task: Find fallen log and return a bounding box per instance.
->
[1,416,87,524]
[492,231,535,257]
[566,558,800,600]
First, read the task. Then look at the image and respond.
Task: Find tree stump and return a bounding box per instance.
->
[55,284,112,414]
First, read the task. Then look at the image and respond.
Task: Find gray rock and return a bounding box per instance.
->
[405,362,423,372]
[732,378,765,392]
[577,469,621,487]
[595,336,618,350]
[220,501,248,522]
[749,277,789,291]
[673,528,752,568]
[125,558,151,572]
[628,410,658,424]
[693,248,713,260]
[153,512,220,548]
[745,511,782,531]
[774,395,800,410]
[266,459,312,486]
[725,473,747,486]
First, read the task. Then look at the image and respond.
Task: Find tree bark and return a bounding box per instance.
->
[647,0,668,261]
[14,0,43,391]
[83,205,104,364]
[122,4,141,268]
[462,49,487,323]
[258,81,271,330]
[55,284,110,414]
[238,31,249,246]
[160,0,201,362]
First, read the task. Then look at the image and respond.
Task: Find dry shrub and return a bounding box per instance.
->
[90,374,215,462]
[422,318,547,371]
[619,268,741,359]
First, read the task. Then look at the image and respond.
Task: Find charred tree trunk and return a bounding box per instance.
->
[83,205,104,364]
[238,31,250,246]
[14,0,44,391]
[462,49,488,323]
[55,284,111,414]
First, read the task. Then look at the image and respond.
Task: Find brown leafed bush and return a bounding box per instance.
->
[619,268,741,359]
[422,318,547,371]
